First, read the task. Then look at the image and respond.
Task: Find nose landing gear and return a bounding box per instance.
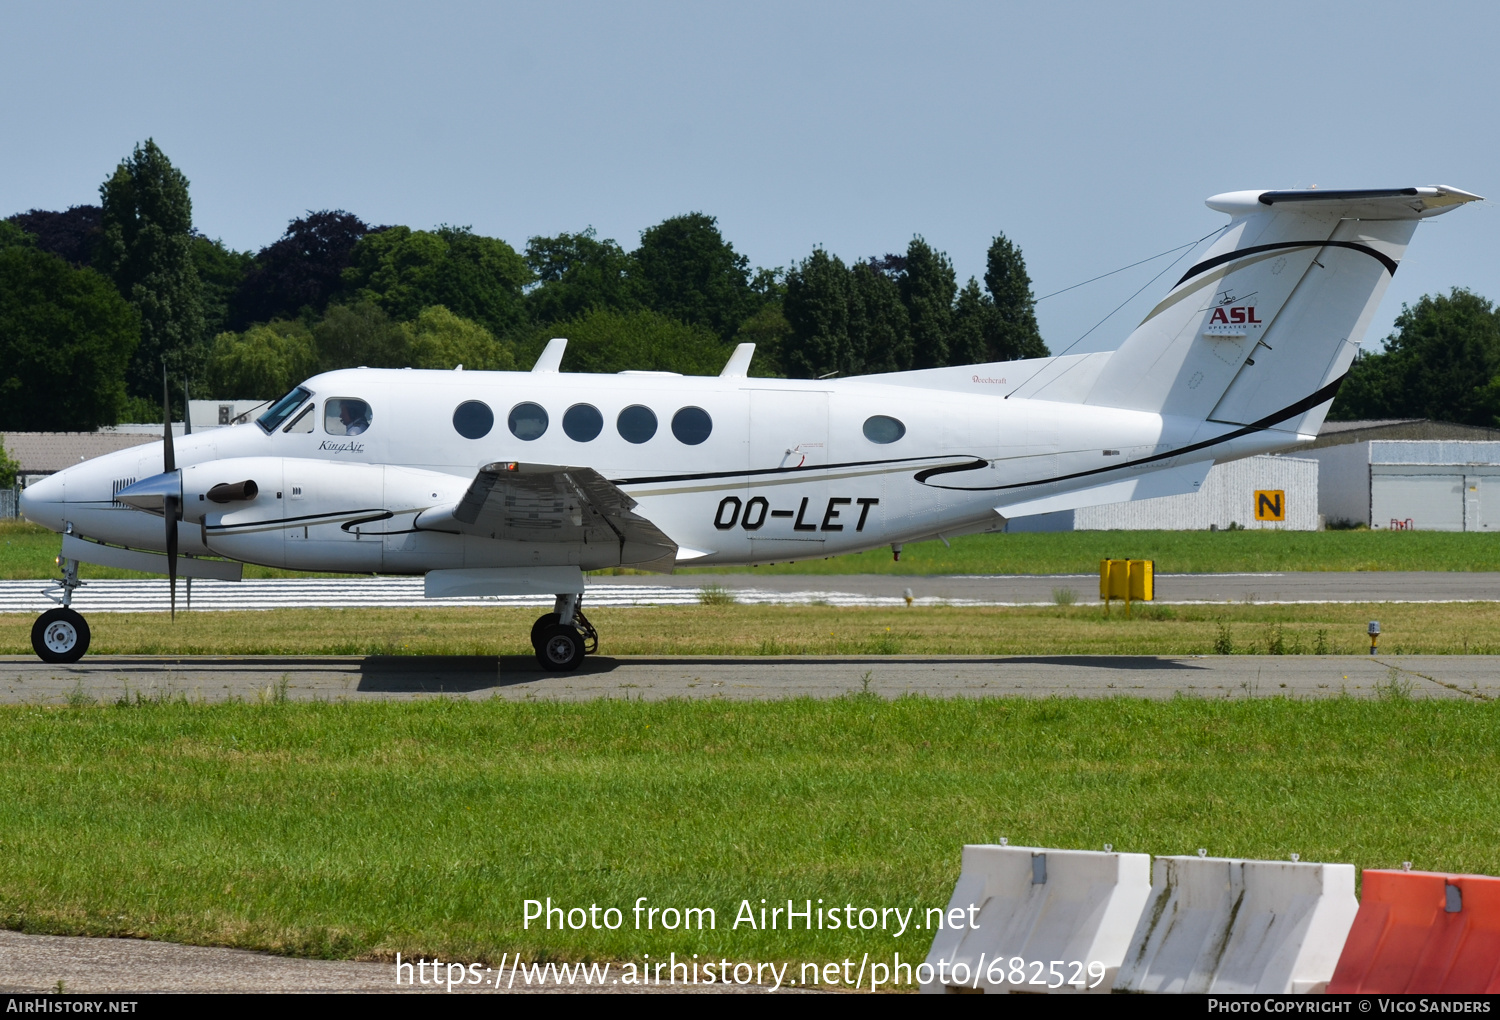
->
[32,608,90,664]
[531,593,597,671]
[33,556,90,663]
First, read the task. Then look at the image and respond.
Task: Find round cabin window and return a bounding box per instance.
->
[562,403,603,442]
[616,405,658,444]
[508,402,549,441]
[671,406,713,445]
[452,401,494,440]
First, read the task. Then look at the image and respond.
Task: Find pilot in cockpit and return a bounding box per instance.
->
[335,399,371,436]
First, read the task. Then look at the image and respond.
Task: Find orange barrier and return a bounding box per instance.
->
[1328,870,1500,993]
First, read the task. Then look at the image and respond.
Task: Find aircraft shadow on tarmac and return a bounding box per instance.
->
[351,653,1206,693]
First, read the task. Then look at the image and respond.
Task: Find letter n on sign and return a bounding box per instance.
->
[1254,490,1285,522]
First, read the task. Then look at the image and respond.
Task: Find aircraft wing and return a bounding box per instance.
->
[416,461,678,572]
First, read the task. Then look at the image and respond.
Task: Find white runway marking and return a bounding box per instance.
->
[0,578,990,613]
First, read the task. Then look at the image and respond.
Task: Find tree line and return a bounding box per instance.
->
[1328,288,1500,428]
[1,139,1048,430]
[10,138,1491,434]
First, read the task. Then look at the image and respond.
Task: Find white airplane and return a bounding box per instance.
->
[20,186,1480,668]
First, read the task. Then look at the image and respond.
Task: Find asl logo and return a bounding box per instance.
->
[1209,306,1261,325]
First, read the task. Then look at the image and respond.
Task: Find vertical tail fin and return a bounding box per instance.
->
[1083,186,1481,434]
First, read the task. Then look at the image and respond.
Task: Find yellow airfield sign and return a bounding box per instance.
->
[1254,490,1285,522]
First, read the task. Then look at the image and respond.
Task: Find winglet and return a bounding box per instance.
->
[532,338,567,373]
[720,342,755,378]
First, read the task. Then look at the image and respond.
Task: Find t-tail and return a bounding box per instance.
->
[1081,186,1481,437]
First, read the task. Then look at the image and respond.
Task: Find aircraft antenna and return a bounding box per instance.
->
[1003,225,1226,400]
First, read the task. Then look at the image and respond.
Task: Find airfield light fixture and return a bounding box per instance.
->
[1368,620,1380,655]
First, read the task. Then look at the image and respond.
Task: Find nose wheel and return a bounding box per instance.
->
[531,595,597,671]
[32,607,91,664]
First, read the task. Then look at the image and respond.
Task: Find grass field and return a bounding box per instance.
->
[6,520,1500,580]
[1,601,1497,656]
[0,696,1495,970]
[680,527,1500,576]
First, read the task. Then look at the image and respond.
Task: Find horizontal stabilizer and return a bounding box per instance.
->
[1206,186,1482,220]
[995,461,1212,519]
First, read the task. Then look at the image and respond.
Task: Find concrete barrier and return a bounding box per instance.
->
[921,845,1153,993]
[1328,869,1500,993]
[1114,855,1358,994]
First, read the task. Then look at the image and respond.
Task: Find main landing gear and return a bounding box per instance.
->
[531,593,598,672]
[33,556,90,664]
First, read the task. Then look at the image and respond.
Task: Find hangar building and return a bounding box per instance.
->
[1007,455,1320,532]
[1007,420,1500,533]
[1301,419,1500,531]
[1309,441,1500,530]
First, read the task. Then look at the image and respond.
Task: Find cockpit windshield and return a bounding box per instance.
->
[256,386,312,434]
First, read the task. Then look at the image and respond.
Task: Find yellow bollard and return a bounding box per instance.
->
[1100,559,1154,616]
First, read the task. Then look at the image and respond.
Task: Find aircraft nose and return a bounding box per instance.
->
[18,472,64,529]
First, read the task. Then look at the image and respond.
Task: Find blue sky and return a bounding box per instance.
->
[3,0,1494,354]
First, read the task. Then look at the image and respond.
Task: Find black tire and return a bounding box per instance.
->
[32,608,90,664]
[530,612,561,649]
[535,624,585,671]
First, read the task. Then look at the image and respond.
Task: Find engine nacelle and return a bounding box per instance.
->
[182,457,467,571]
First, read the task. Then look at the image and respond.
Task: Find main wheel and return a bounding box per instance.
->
[32,608,90,664]
[530,612,560,649]
[535,624,585,671]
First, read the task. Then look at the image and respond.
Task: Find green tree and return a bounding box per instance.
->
[98,139,204,396]
[313,302,410,371]
[1331,288,1500,425]
[984,232,1047,360]
[849,261,912,374]
[899,237,955,370]
[732,302,792,377]
[0,221,34,252]
[403,305,515,371]
[193,236,254,339]
[204,321,318,399]
[634,213,758,340]
[0,437,18,489]
[0,246,139,429]
[782,248,851,378]
[525,228,641,324]
[343,225,531,335]
[949,277,993,366]
[517,308,729,375]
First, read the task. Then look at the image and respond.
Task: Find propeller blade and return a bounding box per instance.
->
[162,364,175,474]
[165,493,178,620]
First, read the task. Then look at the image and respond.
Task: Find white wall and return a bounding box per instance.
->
[1303,443,1371,526]
[1073,455,1319,531]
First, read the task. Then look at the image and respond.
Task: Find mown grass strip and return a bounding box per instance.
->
[0,602,1497,656]
[0,696,1495,965]
[7,520,1500,579]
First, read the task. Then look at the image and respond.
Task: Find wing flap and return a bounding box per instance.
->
[419,462,678,572]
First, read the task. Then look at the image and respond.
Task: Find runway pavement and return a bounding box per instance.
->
[2,652,1493,703]
[0,571,1495,613]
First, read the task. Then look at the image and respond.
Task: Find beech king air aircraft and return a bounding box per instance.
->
[20,186,1481,669]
